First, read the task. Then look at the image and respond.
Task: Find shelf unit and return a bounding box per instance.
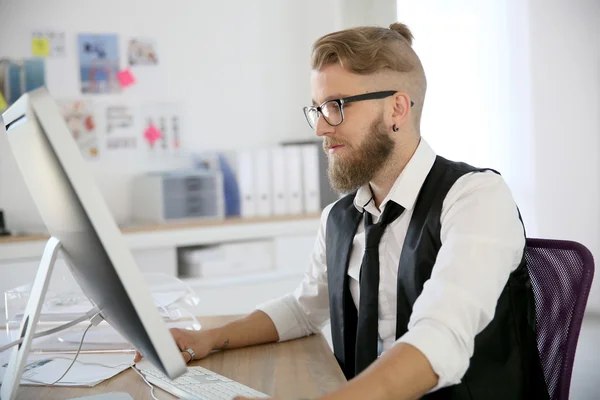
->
[0,214,321,314]
[0,213,320,260]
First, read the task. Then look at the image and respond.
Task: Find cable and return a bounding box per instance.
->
[22,322,96,386]
[41,356,133,369]
[49,322,93,384]
[0,307,101,353]
[131,365,161,400]
[47,311,104,385]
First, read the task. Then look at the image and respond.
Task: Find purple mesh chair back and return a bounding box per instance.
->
[525,238,595,400]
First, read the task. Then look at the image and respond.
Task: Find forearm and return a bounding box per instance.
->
[207,310,279,351]
[323,343,438,400]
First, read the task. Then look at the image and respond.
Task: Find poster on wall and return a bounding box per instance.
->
[31,31,66,57]
[128,39,158,66]
[105,105,138,152]
[58,100,99,158]
[78,34,121,94]
[140,102,184,156]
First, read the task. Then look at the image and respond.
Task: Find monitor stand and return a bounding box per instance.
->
[1,237,63,400]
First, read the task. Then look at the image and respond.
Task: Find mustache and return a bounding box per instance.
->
[323,139,350,149]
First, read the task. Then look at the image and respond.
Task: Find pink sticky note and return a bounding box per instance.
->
[143,124,162,147]
[117,69,136,88]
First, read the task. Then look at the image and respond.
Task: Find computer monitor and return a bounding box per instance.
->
[1,87,186,397]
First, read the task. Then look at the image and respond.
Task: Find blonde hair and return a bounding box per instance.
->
[311,22,426,127]
[311,23,416,74]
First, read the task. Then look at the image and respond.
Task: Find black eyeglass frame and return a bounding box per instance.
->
[303,90,414,129]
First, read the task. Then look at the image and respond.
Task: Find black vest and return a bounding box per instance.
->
[326,156,548,399]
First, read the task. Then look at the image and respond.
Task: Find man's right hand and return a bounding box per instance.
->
[133,311,279,365]
[134,327,218,364]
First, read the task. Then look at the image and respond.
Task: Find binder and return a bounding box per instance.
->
[271,147,288,216]
[280,140,339,210]
[284,145,304,214]
[217,153,241,217]
[237,149,256,218]
[254,148,273,217]
[301,144,321,213]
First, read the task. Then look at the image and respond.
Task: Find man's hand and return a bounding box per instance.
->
[134,311,278,365]
[134,327,218,363]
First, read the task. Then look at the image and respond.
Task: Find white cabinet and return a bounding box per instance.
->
[132,247,177,276]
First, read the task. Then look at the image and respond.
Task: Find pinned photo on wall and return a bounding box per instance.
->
[58,100,99,158]
[32,31,66,57]
[128,39,158,66]
[0,58,46,108]
[78,34,121,94]
[105,105,138,153]
[141,102,184,156]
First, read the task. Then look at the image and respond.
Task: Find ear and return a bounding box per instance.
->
[391,92,412,122]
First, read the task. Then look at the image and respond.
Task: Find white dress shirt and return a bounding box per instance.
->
[257,139,525,390]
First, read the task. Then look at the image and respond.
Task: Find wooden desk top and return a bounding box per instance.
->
[0,214,321,245]
[16,315,346,400]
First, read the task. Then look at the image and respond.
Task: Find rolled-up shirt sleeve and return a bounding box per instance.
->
[395,171,526,390]
[256,204,334,342]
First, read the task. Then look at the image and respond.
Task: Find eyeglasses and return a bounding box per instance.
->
[303,90,414,130]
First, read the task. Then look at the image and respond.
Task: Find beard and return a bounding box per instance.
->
[324,116,395,194]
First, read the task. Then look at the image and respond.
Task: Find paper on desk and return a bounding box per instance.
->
[0,353,133,387]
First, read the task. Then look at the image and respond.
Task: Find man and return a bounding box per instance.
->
[136,22,549,399]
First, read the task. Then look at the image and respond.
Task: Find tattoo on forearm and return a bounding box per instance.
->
[220,339,230,349]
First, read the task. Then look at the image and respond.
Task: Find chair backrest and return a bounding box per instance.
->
[525,238,595,400]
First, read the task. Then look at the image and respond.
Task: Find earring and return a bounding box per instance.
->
[392,124,399,132]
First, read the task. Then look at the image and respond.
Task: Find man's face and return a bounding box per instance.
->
[310,64,395,193]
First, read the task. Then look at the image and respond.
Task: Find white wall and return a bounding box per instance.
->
[396,0,532,223]
[397,0,600,311]
[335,0,397,28]
[527,0,600,310]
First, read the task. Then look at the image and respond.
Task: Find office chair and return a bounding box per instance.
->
[525,238,595,400]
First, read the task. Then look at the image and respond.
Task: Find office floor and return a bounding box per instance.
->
[570,313,600,399]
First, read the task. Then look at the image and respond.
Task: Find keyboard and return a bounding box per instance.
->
[137,363,270,400]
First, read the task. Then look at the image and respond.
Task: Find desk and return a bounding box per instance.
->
[16,315,346,400]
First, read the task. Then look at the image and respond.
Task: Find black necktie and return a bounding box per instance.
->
[355,200,405,375]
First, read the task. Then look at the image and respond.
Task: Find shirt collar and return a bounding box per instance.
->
[353,138,436,215]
